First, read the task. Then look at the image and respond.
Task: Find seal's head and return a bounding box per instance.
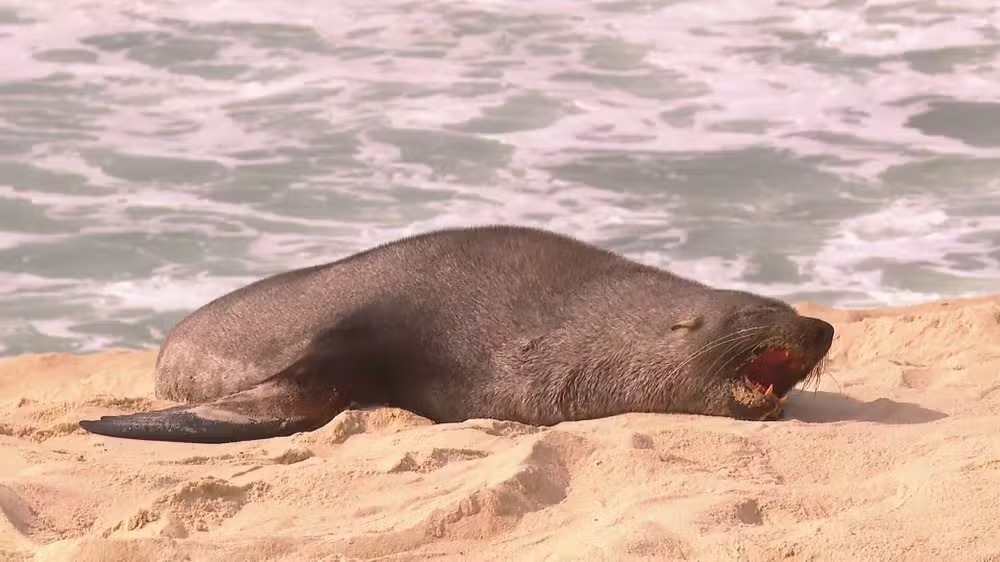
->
[666,289,834,421]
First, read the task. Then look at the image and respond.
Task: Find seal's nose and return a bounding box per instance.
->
[808,317,835,350]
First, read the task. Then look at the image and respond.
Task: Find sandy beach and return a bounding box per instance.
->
[2,294,999,561]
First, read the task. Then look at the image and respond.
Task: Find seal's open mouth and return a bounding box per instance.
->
[738,346,810,404]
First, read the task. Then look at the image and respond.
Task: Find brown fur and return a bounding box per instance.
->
[80,225,834,443]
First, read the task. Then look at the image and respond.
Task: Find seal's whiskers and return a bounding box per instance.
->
[701,336,763,395]
[666,326,770,380]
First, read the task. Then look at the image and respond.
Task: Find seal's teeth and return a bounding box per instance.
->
[764,384,775,399]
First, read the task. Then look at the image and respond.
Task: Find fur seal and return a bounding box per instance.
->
[79,225,834,443]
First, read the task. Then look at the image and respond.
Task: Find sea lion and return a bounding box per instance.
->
[79,225,834,443]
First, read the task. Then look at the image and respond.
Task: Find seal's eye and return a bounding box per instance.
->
[671,317,702,331]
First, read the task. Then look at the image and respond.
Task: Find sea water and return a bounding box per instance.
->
[1,0,999,355]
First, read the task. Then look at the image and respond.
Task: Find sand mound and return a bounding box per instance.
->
[1,295,999,561]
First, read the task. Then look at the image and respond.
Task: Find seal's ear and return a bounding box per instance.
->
[671,317,703,331]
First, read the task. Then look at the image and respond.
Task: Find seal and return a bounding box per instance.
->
[79,225,834,443]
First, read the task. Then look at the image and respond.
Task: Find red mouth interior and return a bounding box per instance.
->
[739,347,807,396]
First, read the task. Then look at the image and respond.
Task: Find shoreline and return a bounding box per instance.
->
[2,293,999,560]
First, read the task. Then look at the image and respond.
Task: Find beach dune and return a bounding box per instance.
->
[1,294,999,561]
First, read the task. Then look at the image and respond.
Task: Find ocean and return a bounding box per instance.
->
[1,0,999,356]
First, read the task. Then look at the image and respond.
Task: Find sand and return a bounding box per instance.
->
[1,295,999,562]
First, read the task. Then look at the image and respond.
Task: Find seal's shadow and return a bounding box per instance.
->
[782,390,947,424]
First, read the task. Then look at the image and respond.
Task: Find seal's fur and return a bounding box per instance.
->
[80,226,834,443]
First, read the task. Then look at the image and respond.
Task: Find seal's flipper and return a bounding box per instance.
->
[79,374,345,444]
[81,313,392,443]
[78,405,319,443]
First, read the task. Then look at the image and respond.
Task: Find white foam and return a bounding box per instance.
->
[0,272,78,294]
[96,272,255,312]
[797,197,1000,306]
[2,0,1000,352]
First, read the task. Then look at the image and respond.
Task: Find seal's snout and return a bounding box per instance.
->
[803,316,835,353]
[729,313,835,410]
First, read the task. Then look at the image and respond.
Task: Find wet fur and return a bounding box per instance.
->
[79,225,834,443]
